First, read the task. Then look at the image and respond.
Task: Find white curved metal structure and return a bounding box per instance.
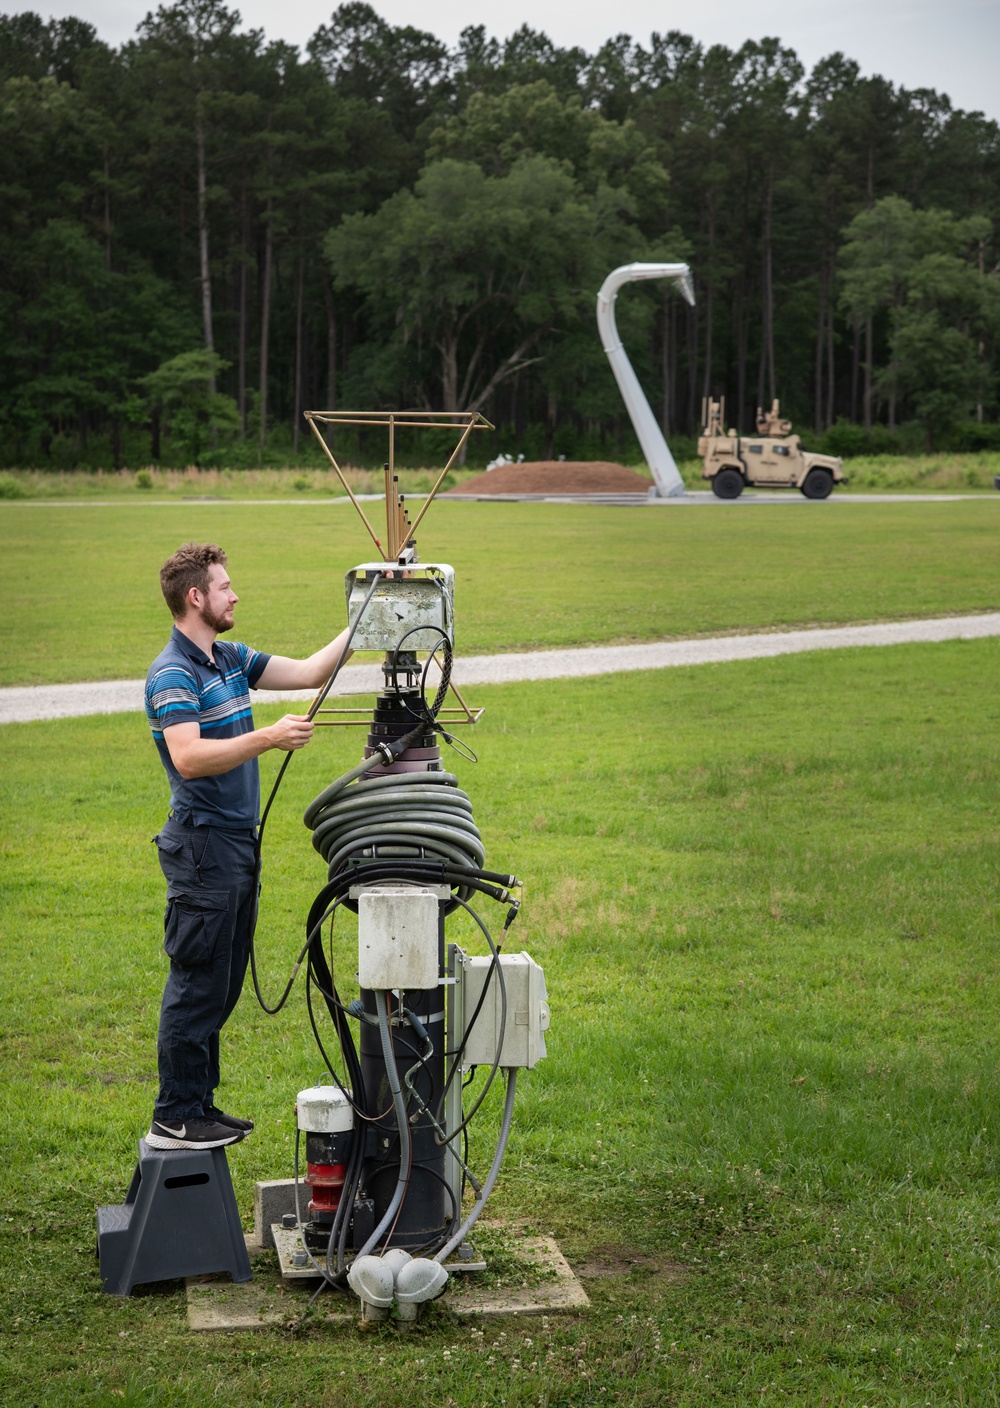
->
[597,263,696,498]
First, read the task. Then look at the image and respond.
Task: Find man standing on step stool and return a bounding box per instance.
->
[144,542,352,1151]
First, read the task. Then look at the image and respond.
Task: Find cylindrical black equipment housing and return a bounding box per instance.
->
[358,899,450,1250]
[364,676,442,768]
[304,1129,353,1164]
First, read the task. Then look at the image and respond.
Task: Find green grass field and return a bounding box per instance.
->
[1,647,999,1403]
[1,498,998,686]
[1,497,999,1404]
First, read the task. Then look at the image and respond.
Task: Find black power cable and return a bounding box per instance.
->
[247,568,385,1014]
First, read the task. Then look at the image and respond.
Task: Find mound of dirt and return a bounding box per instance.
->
[444,460,652,495]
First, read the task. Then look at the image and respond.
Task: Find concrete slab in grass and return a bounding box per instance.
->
[186,1233,589,1332]
[445,1236,589,1318]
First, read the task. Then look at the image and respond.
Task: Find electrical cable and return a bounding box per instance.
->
[354,990,412,1259]
[306,856,516,907]
[433,1070,518,1265]
[380,1100,414,1251]
[247,567,385,1014]
[305,908,368,1117]
[435,898,507,1141]
[389,1165,460,1257]
[388,625,451,721]
[387,622,481,759]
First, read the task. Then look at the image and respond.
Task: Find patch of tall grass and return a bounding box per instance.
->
[0,449,998,498]
[0,463,480,499]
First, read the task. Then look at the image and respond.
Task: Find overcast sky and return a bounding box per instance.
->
[15,0,1000,123]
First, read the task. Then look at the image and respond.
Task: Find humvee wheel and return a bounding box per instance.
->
[712,468,744,499]
[801,468,834,500]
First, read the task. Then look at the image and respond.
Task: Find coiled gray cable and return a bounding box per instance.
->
[305,771,485,901]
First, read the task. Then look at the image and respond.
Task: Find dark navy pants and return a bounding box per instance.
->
[153,816,258,1121]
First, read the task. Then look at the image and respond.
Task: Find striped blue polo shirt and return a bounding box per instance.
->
[145,626,272,828]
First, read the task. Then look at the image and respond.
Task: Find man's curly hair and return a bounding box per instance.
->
[159,542,228,619]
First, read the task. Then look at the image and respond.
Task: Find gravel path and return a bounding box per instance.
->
[2,613,997,725]
[3,492,997,507]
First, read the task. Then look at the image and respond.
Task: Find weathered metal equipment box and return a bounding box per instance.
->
[346,564,454,652]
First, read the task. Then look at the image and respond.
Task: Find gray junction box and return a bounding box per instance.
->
[458,951,550,1070]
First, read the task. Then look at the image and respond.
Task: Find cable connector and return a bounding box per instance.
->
[405,1009,430,1045]
[502,898,521,936]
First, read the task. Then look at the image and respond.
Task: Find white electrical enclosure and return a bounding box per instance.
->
[458,951,550,1070]
[296,1085,354,1133]
[345,564,454,652]
[357,885,440,991]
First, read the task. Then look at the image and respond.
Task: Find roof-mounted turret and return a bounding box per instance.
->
[755,399,793,438]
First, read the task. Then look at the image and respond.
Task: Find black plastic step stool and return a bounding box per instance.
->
[97,1138,252,1295]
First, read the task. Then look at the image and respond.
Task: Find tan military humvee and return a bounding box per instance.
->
[698,398,845,499]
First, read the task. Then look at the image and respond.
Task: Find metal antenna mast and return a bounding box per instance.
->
[596,262,695,499]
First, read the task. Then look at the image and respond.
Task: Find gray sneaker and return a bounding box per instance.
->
[146,1117,244,1150]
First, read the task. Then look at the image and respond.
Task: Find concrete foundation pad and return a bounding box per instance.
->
[444,1236,589,1318]
[187,1269,349,1332]
[186,1230,588,1332]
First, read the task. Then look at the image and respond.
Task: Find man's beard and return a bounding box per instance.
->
[199,602,234,633]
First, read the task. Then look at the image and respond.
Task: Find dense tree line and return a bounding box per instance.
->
[2,0,998,468]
